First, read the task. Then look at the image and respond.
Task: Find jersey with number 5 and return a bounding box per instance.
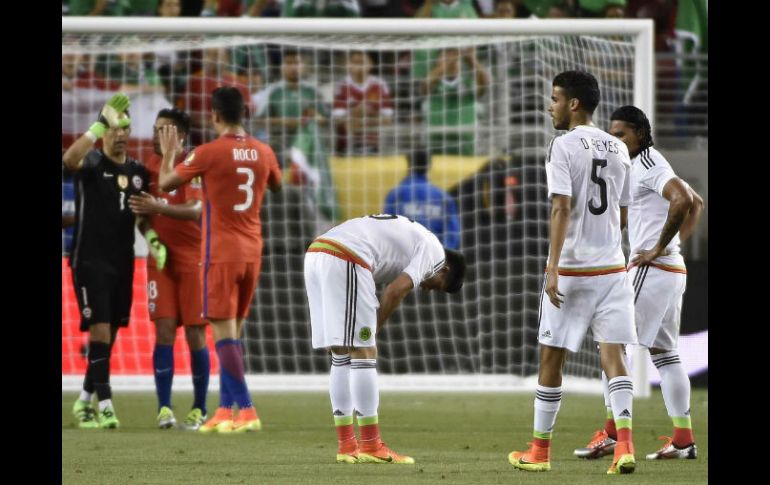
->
[175,134,282,262]
[545,125,631,272]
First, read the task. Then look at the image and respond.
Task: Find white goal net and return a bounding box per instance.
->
[62,18,653,395]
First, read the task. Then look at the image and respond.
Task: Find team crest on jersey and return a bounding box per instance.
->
[184,152,195,166]
[82,307,92,319]
[117,174,128,190]
[148,302,155,313]
[359,327,372,342]
[132,175,143,190]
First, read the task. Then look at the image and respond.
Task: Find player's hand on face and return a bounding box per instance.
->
[158,125,178,157]
[545,269,564,308]
[128,191,159,215]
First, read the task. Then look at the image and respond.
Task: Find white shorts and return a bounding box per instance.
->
[304,252,379,349]
[631,265,686,350]
[538,271,637,352]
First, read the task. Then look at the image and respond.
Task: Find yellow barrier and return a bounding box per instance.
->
[329,154,490,221]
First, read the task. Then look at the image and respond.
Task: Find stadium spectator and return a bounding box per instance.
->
[246,0,282,16]
[62,52,120,145]
[332,51,394,154]
[116,48,173,142]
[157,86,282,433]
[576,0,625,17]
[127,0,159,15]
[128,108,211,431]
[574,105,703,461]
[494,0,516,17]
[304,214,465,464]
[281,0,362,16]
[253,49,328,164]
[63,93,148,430]
[416,0,479,18]
[182,47,252,145]
[383,150,461,249]
[153,0,190,103]
[423,47,490,155]
[68,0,109,15]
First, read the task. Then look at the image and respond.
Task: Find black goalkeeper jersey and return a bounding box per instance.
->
[67,149,148,270]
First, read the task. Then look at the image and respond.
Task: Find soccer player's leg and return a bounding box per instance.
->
[509,275,586,472]
[148,265,178,429]
[305,252,359,463]
[574,369,617,459]
[640,269,697,460]
[227,261,262,433]
[594,272,638,474]
[179,269,210,431]
[347,265,413,465]
[73,267,118,429]
[198,263,237,433]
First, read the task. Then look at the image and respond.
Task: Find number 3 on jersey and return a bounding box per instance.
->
[234,167,254,212]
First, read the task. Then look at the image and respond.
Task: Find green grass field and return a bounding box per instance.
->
[62,389,707,484]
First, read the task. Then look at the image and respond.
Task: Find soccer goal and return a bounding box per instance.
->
[62,17,654,396]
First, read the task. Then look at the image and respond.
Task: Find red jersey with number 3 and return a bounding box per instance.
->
[145,152,202,266]
[175,134,282,263]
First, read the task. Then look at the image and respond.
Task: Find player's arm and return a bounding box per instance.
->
[376,273,414,331]
[629,177,693,269]
[157,125,186,192]
[129,192,202,221]
[62,92,131,171]
[678,185,704,243]
[620,206,628,231]
[545,195,570,308]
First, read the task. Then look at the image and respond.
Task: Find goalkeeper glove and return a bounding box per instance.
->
[88,93,131,139]
[145,229,167,271]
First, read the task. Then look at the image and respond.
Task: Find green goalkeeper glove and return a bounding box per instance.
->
[145,229,167,271]
[88,93,131,139]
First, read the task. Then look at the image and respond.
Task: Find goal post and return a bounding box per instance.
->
[62,17,654,397]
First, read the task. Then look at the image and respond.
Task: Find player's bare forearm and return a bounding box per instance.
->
[654,178,694,253]
[546,195,571,271]
[376,273,414,330]
[620,206,628,231]
[62,134,96,171]
[156,200,202,221]
[678,188,704,242]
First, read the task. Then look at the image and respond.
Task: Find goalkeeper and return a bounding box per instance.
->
[128,108,211,431]
[63,92,149,429]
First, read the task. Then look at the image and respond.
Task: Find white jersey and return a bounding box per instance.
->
[319,215,446,289]
[545,125,631,273]
[628,147,685,267]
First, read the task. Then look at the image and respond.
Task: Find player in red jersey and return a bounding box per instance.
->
[129,108,211,431]
[158,87,282,433]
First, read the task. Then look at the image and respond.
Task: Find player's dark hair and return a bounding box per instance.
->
[156,107,191,136]
[443,248,466,294]
[552,70,600,115]
[610,105,654,150]
[410,149,430,177]
[211,86,244,124]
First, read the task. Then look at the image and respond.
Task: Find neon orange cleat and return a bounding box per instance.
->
[607,440,636,475]
[336,437,359,464]
[231,407,262,433]
[508,442,551,472]
[358,442,415,464]
[574,429,616,459]
[198,407,233,434]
